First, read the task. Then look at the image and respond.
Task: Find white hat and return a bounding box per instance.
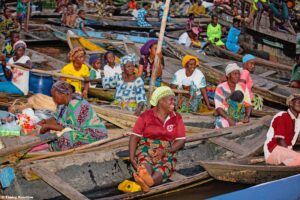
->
[182,78,192,86]
[225,63,242,76]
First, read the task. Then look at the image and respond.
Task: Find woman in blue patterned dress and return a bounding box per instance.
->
[102,54,147,116]
[137,2,152,27]
[170,55,212,113]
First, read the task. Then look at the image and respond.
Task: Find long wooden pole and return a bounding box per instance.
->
[147,0,171,109]
[25,0,30,32]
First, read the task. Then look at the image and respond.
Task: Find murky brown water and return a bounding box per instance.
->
[147,180,250,200]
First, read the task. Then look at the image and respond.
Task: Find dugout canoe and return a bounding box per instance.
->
[205,44,293,84]
[3,116,271,199]
[200,156,300,185]
[47,18,185,32]
[216,8,296,45]
[21,24,60,45]
[164,36,299,108]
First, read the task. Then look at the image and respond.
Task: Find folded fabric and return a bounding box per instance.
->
[0,167,15,188]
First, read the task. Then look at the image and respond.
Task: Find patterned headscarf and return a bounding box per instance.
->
[52,81,75,95]
[181,55,199,68]
[13,40,27,51]
[150,86,175,106]
[140,39,158,56]
[120,54,136,67]
[68,47,86,62]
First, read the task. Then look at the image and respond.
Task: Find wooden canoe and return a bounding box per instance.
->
[47,18,185,32]
[3,116,271,199]
[88,87,115,101]
[21,24,60,44]
[164,36,299,107]
[216,9,296,45]
[205,44,293,84]
[210,174,300,200]
[200,156,300,185]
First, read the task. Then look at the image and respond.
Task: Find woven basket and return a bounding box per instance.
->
[8,99,32,114]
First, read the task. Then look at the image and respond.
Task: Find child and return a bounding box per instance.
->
[89,54,102,88]
[103,52,122,78]
[61,3,77,27]
[176,79,194,113]
[226,18,243,54]
[16,0,29,30]
[206,15,225,47]
[74,10,90,37]
[226,90,245,124]
[0,8,18,39]
[2,31,20,59]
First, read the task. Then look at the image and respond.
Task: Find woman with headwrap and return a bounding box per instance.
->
[0,40,31,95]
[38,81,107,151]
[214,63,252,129]
[138,39,164,87]
[129,86,186,192]
[171,55,212,113]
[102,54,147,116]
[60,47,90,98]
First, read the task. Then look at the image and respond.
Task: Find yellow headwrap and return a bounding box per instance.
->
[68,47,86,62]
[181,55,199,68]
[150,86,175,107]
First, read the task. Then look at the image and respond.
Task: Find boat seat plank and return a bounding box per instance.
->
[169,172,187,181]
[259,71,277,77]
[31,167,89,200]
[209,137,249,155]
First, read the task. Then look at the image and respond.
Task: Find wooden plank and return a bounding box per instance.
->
[31,167,89,200]
[209,137,249,155]
[169,172,187,181]
[259,71,277,77]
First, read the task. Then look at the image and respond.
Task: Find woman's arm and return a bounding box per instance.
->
[216,107,235,126]
[15,60,32,69]
[169,139,185,153]
[243,106,252,123]
[129,135,141,169]
[200,88,213,110]
[137,64,144,77]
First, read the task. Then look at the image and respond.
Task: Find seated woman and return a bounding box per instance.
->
[0,40,31,95]
[240,54,256,98]
[60,47,90,98]
[138,40,164,87]
[130,86,186,192]
[39,81,108,151]
[178,28,201,48]
[137,2,151,27]
[103,54,147,116]
[264,94,300,166]
[171,55,212,113]
[226,18,243,54]
[214,63,252,129]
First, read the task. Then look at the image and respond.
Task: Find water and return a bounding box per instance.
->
[147,180,250,200]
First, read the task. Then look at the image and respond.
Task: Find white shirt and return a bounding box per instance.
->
[178,32,191,47]
[103,64,122,78]
[171,68,206,96]
[7,55,30,95]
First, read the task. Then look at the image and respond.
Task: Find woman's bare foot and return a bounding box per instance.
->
[137,165,154,186]
[133,173,150,193]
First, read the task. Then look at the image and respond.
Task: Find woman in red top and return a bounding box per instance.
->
[129,86,186,192]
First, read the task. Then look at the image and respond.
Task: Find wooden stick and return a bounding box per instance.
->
[6,63,85,81]
[25,0,30,32]
[147,0,171,108]
[31,167,89,200]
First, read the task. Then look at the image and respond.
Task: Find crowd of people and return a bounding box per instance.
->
[0,0,299,193]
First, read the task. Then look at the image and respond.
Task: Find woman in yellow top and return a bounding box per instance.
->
[60,47,90,98]
[188,0,206,17]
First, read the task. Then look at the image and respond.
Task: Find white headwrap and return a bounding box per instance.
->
[225,63,242,76]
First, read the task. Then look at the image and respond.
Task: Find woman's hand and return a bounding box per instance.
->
[39,124,50,134]
[134,107,142,116]
[241,116,250,123]
[153,149,166,163]
[37,119,46,126]
[82,90,88,99]
[206,104,214,110]
[227,118,236,127]
[130,157,138,169]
